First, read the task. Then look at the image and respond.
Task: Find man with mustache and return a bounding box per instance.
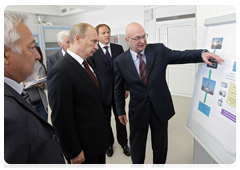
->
[23,46,48,121]
[47,23,110,164]
[4,11,64,164]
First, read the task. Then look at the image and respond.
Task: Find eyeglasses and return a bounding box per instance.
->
[128,33,148,41]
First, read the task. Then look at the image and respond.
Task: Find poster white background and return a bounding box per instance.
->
[188,23,236,159]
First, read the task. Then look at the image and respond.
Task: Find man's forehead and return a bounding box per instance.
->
[91,36,99,41]
[17,23,35,44]
[26,37,36,46]
[129,32,145,38]
[99,26,110,31]
[63,35,69,39]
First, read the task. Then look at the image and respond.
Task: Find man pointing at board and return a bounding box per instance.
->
[114,22,224,164]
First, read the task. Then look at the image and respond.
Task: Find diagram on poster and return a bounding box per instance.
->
[188,23,236,158]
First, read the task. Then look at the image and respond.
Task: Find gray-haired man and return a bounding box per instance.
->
[4,11,65,164]
[47,30,70,72]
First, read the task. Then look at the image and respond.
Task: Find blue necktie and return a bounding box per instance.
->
[103,46,112,66]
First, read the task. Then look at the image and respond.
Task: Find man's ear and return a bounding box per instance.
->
[4,46,10,65]
[58,42,63,47]
[75,34,82,43]
[125,37,130,44]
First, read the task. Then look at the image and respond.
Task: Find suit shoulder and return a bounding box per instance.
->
[4,95,28,124]
[147,43,164,48]
[48,56,68,74]
[111,43,124,51]
[47,50,61,58]
[146,43,167,52]
[114,50,128,63]
[111,43,122,48]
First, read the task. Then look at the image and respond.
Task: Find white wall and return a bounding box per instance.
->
[196,5,236,48]
[144,5,196,44]
[23,14,39,24]
[43,5,144,35]
[144,5,236,46]
[24,5,236,47]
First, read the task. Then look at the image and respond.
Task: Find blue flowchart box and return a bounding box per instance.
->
[233,62,236,72]
[198,101,211,117]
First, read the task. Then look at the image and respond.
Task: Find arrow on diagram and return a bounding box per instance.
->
[204,69,212,103]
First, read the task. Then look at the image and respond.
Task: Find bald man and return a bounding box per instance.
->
[114,22,224,164]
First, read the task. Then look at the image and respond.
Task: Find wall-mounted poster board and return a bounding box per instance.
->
[187,13,236,164]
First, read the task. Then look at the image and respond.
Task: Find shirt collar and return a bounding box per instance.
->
[130,49,145,60]
[61,48,66,56]
[99,42,110,49]
[67,49,84,65]
[4,77,23,95]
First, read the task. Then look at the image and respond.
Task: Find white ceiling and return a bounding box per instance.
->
[5,5,106,16]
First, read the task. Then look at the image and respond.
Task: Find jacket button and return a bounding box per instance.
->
[51,134,56,140]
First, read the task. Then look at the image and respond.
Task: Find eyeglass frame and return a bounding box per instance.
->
[127,33,148,41]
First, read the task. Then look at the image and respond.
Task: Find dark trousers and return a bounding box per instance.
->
[105,101,128,147]
[130,105,168,164]
[68,153,106,168]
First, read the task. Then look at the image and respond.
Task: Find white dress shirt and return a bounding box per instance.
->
[130,49,146,77]
[98,42,112,57]
[67,49,97,77]
[4,77,23,95]
[61,49,66,57]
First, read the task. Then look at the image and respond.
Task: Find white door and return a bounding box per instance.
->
[156,18,197,97]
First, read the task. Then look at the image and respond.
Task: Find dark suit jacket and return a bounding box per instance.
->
[47,49,63,72]
[4,83,64,164]
[114,43,204,128]
[88,43,124,106]
[47,52,110,160]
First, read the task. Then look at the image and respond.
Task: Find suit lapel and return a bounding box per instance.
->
[145,45,155,78]
[97,44,111,66]
[4,83,46,121]
[124,50,141,83]
[65,53,100,96]
[110,43,117,60]
[57,49,63,60]
[124,46,155,85]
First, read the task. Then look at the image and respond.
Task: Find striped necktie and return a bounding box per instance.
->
[21,90,32,104]
[137,53,147,85]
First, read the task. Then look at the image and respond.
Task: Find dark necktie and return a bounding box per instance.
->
[137,53,147,85]
[82,60,100,90]
[103,46,112,66]
[21,90,32,104]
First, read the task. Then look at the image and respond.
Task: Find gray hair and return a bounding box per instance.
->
[57,30,70,43]
[4,11,28,54]
[69,23,92,45]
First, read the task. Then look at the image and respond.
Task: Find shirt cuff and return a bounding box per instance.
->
[201,50,209,57]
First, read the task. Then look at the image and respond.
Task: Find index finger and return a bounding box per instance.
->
[211,54,224,64]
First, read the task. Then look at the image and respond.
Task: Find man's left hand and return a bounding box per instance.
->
[32,76,44,88]
[202,52,225,65]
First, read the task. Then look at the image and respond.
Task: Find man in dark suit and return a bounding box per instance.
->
[4,11,65,164]
[47,23,110,164]
[87,24,130,157]
[47,30,70,72]
[114,22,224,164]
